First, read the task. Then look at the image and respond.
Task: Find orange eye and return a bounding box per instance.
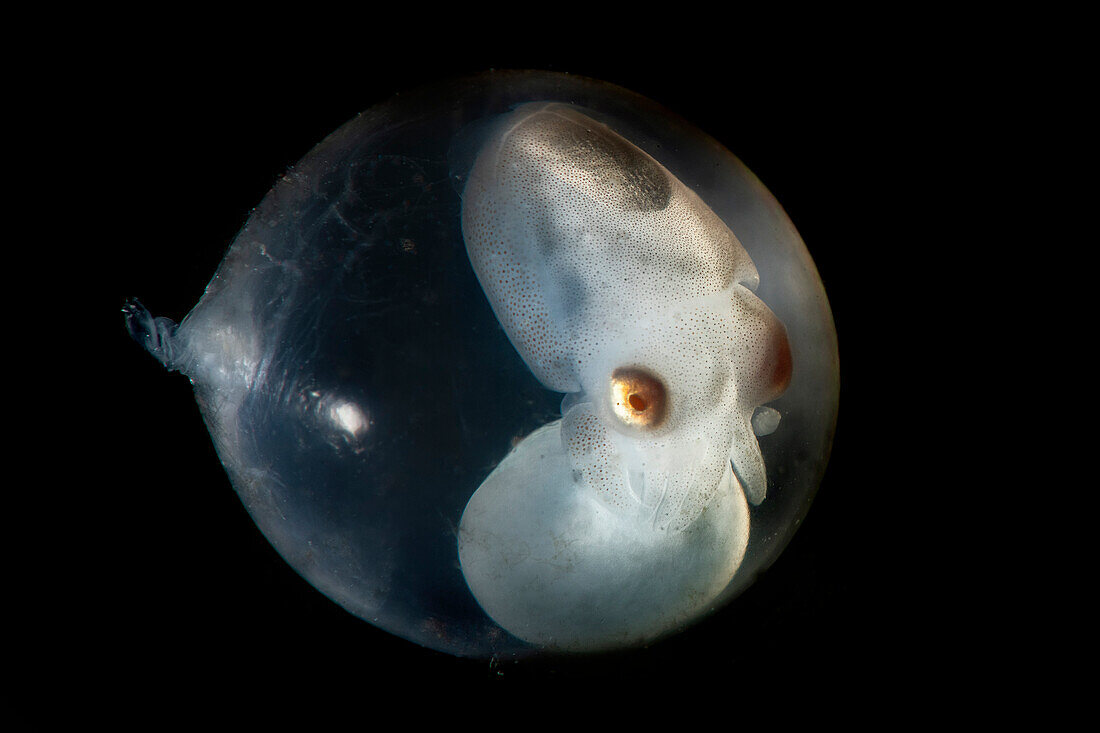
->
[610,367,668,429]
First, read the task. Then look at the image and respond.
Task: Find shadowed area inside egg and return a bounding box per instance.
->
[456,102,793,650]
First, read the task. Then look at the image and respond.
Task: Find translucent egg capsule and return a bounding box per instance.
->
[125,71,839,658]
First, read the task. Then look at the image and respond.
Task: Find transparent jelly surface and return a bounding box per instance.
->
[126,71,838,658]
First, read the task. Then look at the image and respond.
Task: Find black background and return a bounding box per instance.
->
[61,24,972,701]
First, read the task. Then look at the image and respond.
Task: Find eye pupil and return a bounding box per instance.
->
[628,394,647,411]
